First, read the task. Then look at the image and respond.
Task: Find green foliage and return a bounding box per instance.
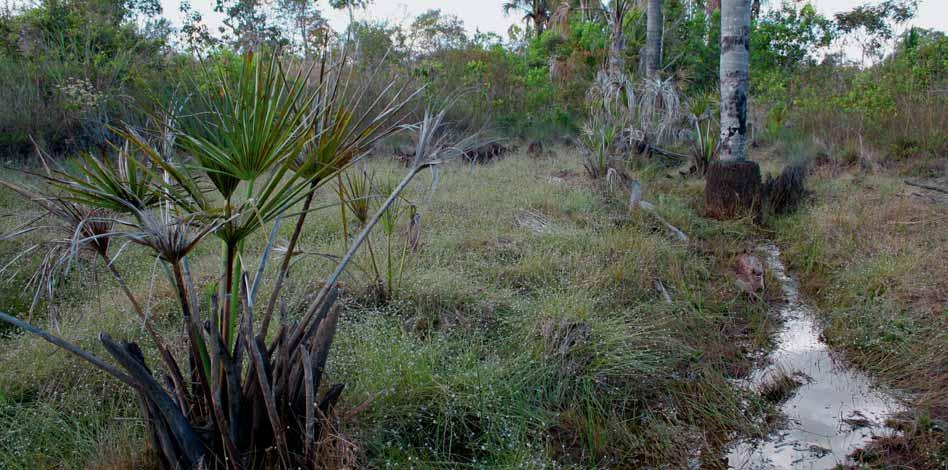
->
[0,0,172,158]
[751,2,835,76]
[785,28,948,170]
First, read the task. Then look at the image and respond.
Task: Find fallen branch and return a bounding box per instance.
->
[633,139,689,161]
[654,279,672,304]
[904,180,948,195]
[628,180,689,242]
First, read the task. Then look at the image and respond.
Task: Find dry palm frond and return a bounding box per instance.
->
[122,208,223,264]
[516,209,556,235]
[637,76,681,145]
[589,70,636,119]
[549,2,571,36]
[0,179,115,317]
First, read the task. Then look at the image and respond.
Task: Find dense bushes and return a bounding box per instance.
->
[1,0,944,173]
[762,28,948,174]
[0,0,173,159]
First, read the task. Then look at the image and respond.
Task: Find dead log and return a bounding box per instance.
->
[628,180,689,242]
[905,180,948,195]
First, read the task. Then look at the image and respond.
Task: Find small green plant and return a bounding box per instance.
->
[376,179,419,300]
[578,110,623,179]
[691,117,720,176]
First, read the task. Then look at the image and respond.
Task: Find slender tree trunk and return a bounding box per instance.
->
[705,0,760,219]
[719,0,750,161]
[607,1,627,78]
[645,0,663,78]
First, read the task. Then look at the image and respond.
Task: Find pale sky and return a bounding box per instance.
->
[160,0,948,45]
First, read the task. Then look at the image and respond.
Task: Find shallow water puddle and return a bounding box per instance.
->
[726,243,905,469]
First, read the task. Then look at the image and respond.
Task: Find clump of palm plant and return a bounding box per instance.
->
[636,76,681,147]
[691,117,720,176]
[578,72,634,179]
[0,50,471,469]
[686,93,719,176]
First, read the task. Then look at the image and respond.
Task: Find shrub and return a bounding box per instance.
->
[0,51,473,469]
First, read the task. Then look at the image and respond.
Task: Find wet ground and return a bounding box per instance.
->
[726,243,905,469]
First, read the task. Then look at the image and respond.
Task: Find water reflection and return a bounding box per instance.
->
[726,243,904,469]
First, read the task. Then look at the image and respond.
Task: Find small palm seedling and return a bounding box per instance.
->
[579,110,623,179]
[0,50,474,469]
[691,117,720,176]
[375,178,417,300]
[686,93,719,176]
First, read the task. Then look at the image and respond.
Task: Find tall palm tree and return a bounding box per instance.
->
[503,0,551,39]
[645,0,663,78]
[705,0,760,218]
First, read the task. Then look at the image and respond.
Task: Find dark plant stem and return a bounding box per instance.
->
[222,240,237,345]
[170,262,212,398]
[101,253,190,412]
[172,261,240,467]
[261,183,316,337]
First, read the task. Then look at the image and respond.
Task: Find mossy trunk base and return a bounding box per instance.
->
[705,160,761,219]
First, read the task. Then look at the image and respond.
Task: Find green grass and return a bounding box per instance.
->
[0,149,782,468]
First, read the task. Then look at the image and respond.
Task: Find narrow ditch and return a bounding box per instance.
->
[726,242,905,469]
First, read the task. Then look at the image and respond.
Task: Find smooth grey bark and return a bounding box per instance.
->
[719,0,751,162]
[645,0,663,78]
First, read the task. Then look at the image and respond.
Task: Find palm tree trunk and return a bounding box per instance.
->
[719,0,751,161]
[534,3,545,39]
[705,0,760,219]
[645,0,663,78]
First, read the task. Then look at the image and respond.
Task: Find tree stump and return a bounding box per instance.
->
[705,160,761,219]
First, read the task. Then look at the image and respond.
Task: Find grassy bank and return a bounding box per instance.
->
[775,165,948,468]
[1,149,789,468]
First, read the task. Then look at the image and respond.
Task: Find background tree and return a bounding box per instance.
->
[603,0,631,77]
[644,0,663,78]
[214,0,286,50]
[274,0,327,56]
[834,0,917,63]
[503,0,551,39]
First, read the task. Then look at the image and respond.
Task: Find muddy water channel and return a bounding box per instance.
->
[726,243,905,469]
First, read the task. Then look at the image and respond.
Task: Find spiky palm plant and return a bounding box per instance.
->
[260,51,418,337]
[691,117,720,176]
[579,72,633,179]
[636,76,681,147]
[0,51,472,469]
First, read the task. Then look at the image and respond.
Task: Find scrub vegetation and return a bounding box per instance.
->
[0,0,944,468]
